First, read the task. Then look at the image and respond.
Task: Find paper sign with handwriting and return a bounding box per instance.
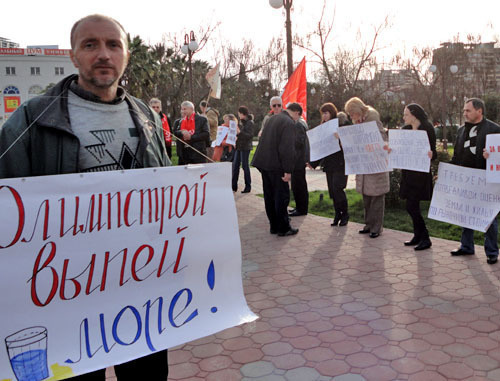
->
[428,162,500,232]
[307,118,340,161]
[337,121,389,175]
[388,129,430,172]
[485,134,500,183]
[0,163,257,380]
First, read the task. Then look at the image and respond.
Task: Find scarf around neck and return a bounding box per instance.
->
[181,113,196,135]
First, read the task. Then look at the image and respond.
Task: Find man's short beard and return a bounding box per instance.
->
[89,76,117,89]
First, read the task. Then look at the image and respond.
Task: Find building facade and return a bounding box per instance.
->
[0,47,77,126]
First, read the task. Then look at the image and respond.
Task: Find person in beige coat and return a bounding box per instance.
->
[345,97,390,238]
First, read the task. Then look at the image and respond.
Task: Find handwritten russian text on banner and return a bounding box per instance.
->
[485,134,500,183]
[212,126,229,147]
[428,162,500,232]
[0,164,257,380]
[306,118,340,162]
[388,129,430,172]
[226,121,237,146]
[337,121,389,175]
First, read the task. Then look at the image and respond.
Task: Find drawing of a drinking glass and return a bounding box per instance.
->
[5,326,49,381]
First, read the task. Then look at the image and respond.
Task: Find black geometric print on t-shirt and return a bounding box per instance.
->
[85,143,106,163]
[90,129,116,144]
[82,129,140,172]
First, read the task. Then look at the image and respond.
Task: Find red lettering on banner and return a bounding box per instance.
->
[490,146,496,153]
[0,186,25,249]
[60,259,82,300]
[124,191,137,227]
[31,242,59,307]
[132,245,154,281]
[176,185,189,218]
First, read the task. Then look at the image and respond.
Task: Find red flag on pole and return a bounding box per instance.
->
[281,57,307,120]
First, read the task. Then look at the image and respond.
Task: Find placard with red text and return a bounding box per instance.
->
[0,163,257,380]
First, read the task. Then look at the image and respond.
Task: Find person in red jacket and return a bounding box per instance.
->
[150,98,172,158]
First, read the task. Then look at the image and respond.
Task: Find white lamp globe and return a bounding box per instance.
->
[429,64,437,73]
[181,44,189,55]
[269,0,283,9]
[189,40,199,51]
[449,65,458,74]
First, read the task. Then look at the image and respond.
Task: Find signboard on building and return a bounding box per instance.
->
[3,96,21,113]
[0,48,70,56]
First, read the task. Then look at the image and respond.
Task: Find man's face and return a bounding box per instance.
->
[288,110,300,121]
[70,19,129,93]
[150,103,161,113]
[463,101,482,124]
[271,100,282,114]
[181,105,194,118]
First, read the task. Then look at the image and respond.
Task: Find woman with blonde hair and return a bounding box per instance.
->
[344,97,390,238]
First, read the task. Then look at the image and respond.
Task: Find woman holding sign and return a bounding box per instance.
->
[345,97,390,238]
[310,103,350,226]
[212,114,237,162]
[399,104,437,250]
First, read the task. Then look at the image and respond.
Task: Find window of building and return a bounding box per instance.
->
[55,67,64,76]
[6,67,16,75]
[31,67,41,76]
[3,86,20,95]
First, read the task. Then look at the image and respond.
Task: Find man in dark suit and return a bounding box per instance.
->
[450,98,500,264]
[252,103,301,236]
[173,101,210,164]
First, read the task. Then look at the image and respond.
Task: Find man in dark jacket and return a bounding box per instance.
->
[252,103,301,236]
[289,118,310,216]
[173,101,210,164]
[450,98,500,264]
[0,14,170,380]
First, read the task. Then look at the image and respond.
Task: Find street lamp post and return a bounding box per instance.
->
[269,0,293,79]
[429,64,458,150]
[181,31,199,102]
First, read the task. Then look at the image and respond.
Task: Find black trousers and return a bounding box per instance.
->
[260,169,291,233]
[232,149,251,190]
[71,349,169,381]
[291,167,309,214]
[326,172,348,215]
[406,198,429,241]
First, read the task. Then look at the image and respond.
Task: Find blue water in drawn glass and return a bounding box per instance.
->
[10,349,48,381]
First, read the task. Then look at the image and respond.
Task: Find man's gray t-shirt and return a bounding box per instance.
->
[68,90,140,172]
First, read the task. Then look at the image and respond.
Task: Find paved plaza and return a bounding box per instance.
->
[108,169,500,380]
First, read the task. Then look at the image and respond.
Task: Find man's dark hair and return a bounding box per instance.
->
[71,14,127,49]
[287,102,303,116]
[466,98,485,115]
[238,106,250,116]
[200,100,208,108]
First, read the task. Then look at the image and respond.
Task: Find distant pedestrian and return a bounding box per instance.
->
[199,100,220,159]
[232,106,254,193]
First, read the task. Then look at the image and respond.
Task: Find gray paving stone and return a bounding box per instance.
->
[241,361,276,377]
[285,367,321,381]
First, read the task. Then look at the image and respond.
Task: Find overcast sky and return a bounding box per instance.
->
[3,0,499,69]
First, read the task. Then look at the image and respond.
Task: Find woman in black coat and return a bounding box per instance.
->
[232,106,254,193]
[398,103,437,251]
[311,103,350,226]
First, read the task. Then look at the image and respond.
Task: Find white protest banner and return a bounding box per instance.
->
[337,121,389,175]
[213,126,229,147]
[306,118,340,161]
[0,164,257,380]
[428,162,500,232]
[485,134,500,183]
[226,120,237,146]
[388,129,430,172]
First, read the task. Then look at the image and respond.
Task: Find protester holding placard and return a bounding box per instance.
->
[397,104,437,250]
[232,106,254,193]
[0,14,171,381]
[310,103,350,226]
[345,97,389,238]
[212,114,237,162]
[450,98,500,264]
